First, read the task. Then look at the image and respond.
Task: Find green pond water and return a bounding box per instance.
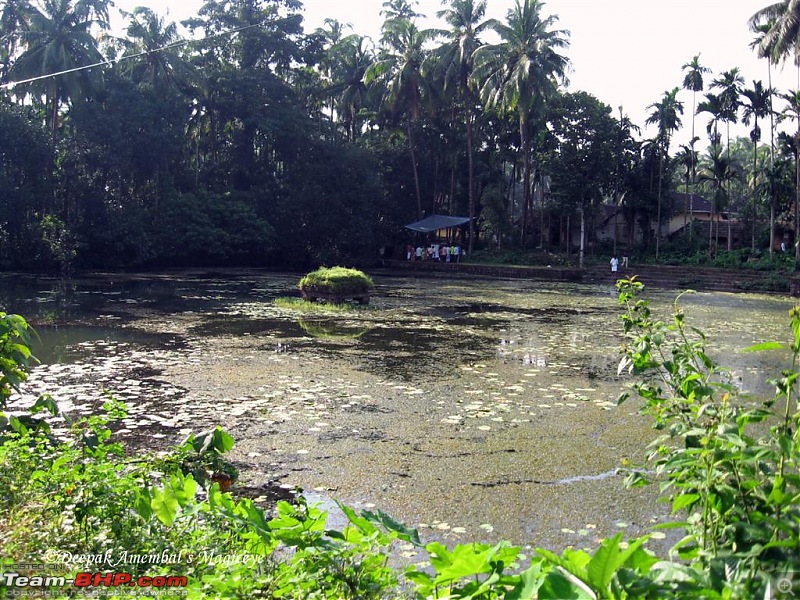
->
[1,270,795,554]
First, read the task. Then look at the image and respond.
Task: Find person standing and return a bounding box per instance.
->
[610,256,619,273]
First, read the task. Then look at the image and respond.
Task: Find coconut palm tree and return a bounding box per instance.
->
[780,89,800,267]
[118,7,191,93]
[472,0,569,247]
[749,1,800,65]
[750,20,779,257]
[434,0,491,254]
[380,0,423,42]
[329,34,374,141]
[645,87,683,258]
[366,17,437,219]
[10,0,106,150]
[742,79,773,250]
[0,0,33,84]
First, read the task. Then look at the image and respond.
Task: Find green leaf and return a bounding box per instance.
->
[537,568,595,599]
[31,394,59,416]
[362,508,422,546]
[586,533,624,590]
[506,563,545,600]
[151,486,179,526]
[672,493,701,513]
[134,490,153,521]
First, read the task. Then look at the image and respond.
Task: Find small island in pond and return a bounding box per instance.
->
[299,266,374,305]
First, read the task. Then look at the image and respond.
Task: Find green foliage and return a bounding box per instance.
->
[151,191,274,267]
[0,312,33,408]
[617,276,800,596]
[274,297,358,313]
[299,267,375,295]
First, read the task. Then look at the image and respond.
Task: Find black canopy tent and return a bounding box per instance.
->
[404,215,471,234]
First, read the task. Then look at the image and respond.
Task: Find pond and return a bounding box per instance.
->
[1,270,795,554]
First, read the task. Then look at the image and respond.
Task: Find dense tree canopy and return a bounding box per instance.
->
[0,0,797,271]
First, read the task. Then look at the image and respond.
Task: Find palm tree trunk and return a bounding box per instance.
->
[407,119,423,220]
[709,207,714,256]
[520,114,531,248]
[796,126,800,270]
[579,204,586,268]
[466,112,476,255]
[656,151,663,258]
[752,117,758,252]
[769,61,776,260]
[566,213,571,256]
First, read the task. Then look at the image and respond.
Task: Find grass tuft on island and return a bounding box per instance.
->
[298,266,375,305]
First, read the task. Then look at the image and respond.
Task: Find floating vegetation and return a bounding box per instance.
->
[274,297,364,313]
[6,272,794,552]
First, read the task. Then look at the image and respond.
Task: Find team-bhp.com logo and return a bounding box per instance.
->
[2,569,187,591]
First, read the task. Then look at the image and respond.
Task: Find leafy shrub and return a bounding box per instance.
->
[617,277,800,596]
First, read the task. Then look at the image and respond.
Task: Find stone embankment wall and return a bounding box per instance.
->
[380,260,790,294]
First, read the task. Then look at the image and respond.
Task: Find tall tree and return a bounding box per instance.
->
[10,0,107,149]
[645,87,683,258]
[327,34,374,141]
[741,79,772,250]
[0,0,33,84]
[699,141,743,255]
[546,91,617,268]
[697,91,725,146]
[711,68,744,156]
[473,0,569,247]
[118,7,191,92]
[781,89,800,267]
[749,1,800,65]
[750,16,781,257]
[366,18,437,219]
[681,54,709,199]
[711,68,743,250]
[435,0,490,254]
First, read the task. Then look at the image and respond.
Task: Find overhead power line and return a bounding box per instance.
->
[0,20,266,90]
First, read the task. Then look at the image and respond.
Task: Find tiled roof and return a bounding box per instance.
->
[671,192,712,214]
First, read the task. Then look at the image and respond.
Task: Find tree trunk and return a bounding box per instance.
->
[709,206,714,256]
[656,150,663,258]
[768,61,776,260]
[566,214,571,256]
[796,127,800,270]
[519,114,531,247]
[407,119,423,220]
[579,205,585,269]
[467,112,476,255]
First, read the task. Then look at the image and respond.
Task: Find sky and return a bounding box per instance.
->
[113,0,799,150]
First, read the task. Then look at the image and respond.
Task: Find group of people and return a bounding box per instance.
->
[610,255,629,273]
[406,243,463,262]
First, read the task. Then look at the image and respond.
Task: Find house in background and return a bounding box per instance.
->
[593,192,745,249]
